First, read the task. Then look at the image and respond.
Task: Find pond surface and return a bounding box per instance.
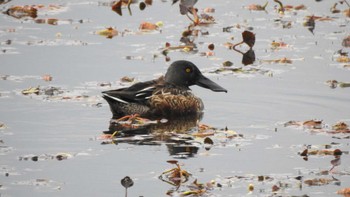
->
[1,0,350,196]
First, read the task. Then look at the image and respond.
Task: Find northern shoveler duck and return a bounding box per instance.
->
[102,60,227,119]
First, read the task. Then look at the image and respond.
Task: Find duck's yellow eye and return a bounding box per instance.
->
[185,67,192,73]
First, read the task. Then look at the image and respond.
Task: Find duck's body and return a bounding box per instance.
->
[102,60,227,119]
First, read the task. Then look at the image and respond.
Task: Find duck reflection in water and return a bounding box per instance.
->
[101,60,227,157]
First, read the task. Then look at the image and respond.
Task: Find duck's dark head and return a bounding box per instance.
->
[164,60,227,92]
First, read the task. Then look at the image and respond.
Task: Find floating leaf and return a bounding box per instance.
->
[139,22,158,31]
[304,178,337,186]
[336,55,350,63]
[246,2,268,11]
[332,122,349,131]
[120,76,135,83]
[96,27,118,39]
[111,0,123,15]
[5,5,38,19]
[271,41,288,50]
[22,86,40,95]
[167,160,179,165]
[337,188,350,195]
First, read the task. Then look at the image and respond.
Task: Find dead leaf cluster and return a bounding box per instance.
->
[285,120,350,134]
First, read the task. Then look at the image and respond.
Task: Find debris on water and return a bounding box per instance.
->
[337,187,350,195]
[120,76,135,83]
[139,21,160,32]
[343,35,350,47]
[271,40,289,50]
[246,2,268,11]
[304,177,339,186]
[96,27,118,39]
[285,119,350,134]
[5,5,38,19]
[22,86,40,95]
[159,160,191,186]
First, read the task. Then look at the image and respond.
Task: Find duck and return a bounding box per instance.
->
[102,60,227,119]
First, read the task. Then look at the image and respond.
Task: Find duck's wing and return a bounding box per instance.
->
[102,77,163,105]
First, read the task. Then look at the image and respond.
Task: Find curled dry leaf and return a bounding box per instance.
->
[139,22,158,31]
[303,120,323,129]
[336,55,350,63]
[304,178,336,186]
[167,160,179,165]
[271,41,288,49]
[344,9,350,18]
[332,122,349,131]
[96,27,118,39]
[246,2,268,11]
[307,149,343,156]
[22,86,40,95]
[337,188,350,195]
[145,0,153,5]
[5,5,38,19]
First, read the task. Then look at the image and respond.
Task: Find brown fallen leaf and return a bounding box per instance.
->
[139,21,159,31]
[96,27,118,39]
[344,9,350,18]
[337,188,350,195]
[145,0,153,5]
[308,149,343,156]
[304,178,336,186]
[303,120,323,129]
[5,5,38,19]
[22,86,40,95]
[261,57,293,64]
[47,18,58,25]
[336,55,350,63]
[333,122,349,130]
[246,2,268,11]
[271,41,288,49]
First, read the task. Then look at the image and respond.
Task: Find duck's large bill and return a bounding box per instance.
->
[196,74,227,93]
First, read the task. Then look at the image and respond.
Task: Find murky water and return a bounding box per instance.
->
[1,0,350,196]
